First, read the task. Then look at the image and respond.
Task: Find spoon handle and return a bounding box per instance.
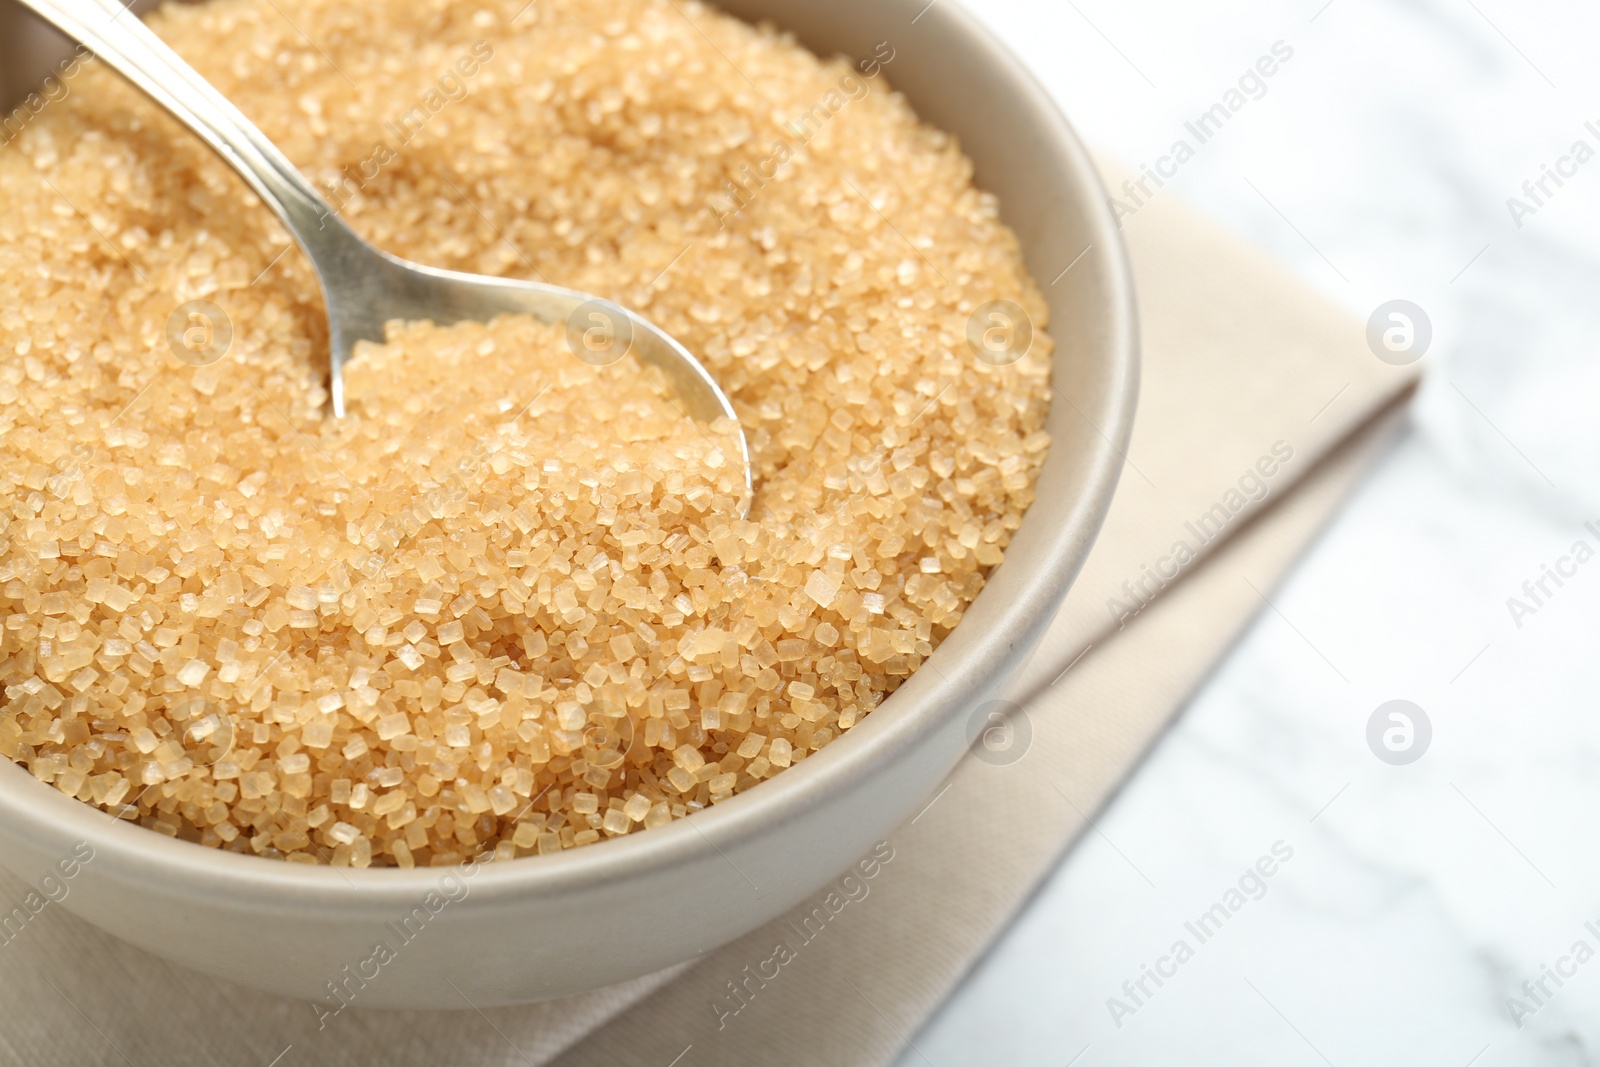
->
[16,0,373,409]
[18,0,390,412]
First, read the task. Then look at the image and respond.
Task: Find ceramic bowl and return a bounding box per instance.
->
[0,0,1138,1007]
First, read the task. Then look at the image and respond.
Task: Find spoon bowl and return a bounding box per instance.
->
[20,0,754,505]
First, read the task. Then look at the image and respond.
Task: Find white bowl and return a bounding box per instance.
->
[0,0,1138,1007]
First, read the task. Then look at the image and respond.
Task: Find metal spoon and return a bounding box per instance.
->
[19,0,754,506]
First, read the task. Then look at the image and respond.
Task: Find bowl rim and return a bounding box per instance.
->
[0,0,1139,910]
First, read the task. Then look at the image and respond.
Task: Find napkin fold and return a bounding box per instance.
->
[0,168,1419,1067]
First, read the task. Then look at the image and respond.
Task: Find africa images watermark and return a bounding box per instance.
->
[0,841,95,949]
[706,41,898,227]
[0,43,94,149]
[1506,919,1600,1028]
[1106,840,1295,1029]
[1504,119,1600,229]
[1108,40,1295,227]
[1106,441,1295,629]
[309,845,496,1027]
[315,40,496,226]
[1503,520,1600,630]
[711,840,896,1030]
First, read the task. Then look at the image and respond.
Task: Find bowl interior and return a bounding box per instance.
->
[0,0,1136,958]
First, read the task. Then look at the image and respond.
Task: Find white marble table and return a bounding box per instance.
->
[898,1,1600,1063]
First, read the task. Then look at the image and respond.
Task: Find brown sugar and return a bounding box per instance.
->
[0,0,1052,865]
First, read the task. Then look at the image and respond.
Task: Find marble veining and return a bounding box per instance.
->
[900,0,1600,1063]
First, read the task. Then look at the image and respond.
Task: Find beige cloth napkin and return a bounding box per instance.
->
[0,172,1419,1067]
